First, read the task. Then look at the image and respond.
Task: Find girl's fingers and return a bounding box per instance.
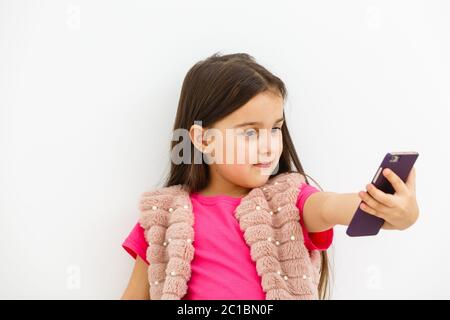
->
[358,191,388,213]
[365,183,396,208]
[383,168,408,195]
[359,202,386,219]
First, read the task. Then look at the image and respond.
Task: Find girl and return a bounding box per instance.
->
[121,53,419,300]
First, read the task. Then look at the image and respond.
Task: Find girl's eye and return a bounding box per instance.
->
[271,127,282,133]
[244,129,258,137]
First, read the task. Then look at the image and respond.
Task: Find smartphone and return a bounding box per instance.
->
[346,151,419,237]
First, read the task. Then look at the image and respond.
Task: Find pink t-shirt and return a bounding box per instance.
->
[122,182,333,300]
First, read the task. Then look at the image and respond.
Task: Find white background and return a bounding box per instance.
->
[1,0,449,299]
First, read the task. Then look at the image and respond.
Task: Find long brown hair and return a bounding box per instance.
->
[164,52,331,299]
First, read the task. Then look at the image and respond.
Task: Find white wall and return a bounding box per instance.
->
[1,0,449,299]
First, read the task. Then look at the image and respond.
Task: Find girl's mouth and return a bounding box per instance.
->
[253,161,273,168]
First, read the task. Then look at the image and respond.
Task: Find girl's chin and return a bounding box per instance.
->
[251,165,273,175]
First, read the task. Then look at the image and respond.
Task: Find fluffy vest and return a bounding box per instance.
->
[138,171,322,300]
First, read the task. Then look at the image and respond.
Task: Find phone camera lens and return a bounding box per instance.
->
[390,155,399,163]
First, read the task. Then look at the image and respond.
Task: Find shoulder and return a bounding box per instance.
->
[268,172,321,203]
[138,184,186,211]
[138,184,191,229]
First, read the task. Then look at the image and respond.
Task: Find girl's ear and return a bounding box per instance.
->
[189,124,211,154]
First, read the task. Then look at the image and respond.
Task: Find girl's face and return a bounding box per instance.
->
[190,90,285,192]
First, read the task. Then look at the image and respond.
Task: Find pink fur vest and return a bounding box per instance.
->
[138,171,322,300]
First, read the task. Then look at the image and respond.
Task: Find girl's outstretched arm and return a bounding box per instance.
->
[302,191,360,232]
[302,167,419,232]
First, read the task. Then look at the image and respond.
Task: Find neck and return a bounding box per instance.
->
[199,166,250,198]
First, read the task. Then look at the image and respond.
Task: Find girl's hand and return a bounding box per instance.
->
[357,167,419,231]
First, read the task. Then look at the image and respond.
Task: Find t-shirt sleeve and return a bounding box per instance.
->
[296,182,334,251]
[122,222,149,264]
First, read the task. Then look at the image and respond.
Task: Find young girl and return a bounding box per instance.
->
[121,53,419,300]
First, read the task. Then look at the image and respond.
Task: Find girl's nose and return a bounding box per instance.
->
[258,129,273,154]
